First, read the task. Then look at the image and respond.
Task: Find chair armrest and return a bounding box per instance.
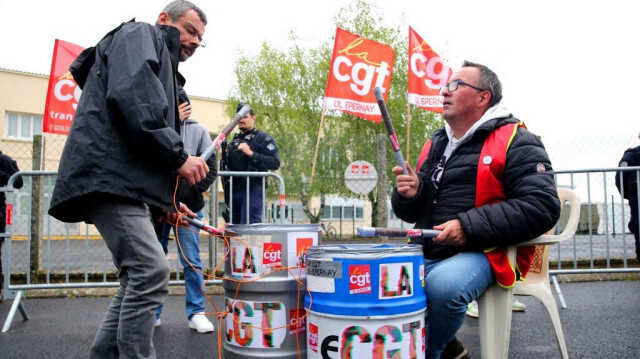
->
[517,188,581,248]
[519,234,567,247]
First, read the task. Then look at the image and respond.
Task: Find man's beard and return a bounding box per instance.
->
[179,46,195,62]
[179,50,191,62]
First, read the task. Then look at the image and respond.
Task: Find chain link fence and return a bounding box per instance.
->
[2,134,639,287]
[3,133,640,239]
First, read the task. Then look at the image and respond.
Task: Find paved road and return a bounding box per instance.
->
[1,280,638,358]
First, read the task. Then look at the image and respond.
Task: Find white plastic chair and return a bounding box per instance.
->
[477,188,580,359]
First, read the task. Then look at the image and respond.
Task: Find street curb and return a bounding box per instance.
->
[14,272,639,299]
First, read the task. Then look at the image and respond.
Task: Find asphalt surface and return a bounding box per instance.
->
[1,280,638,358]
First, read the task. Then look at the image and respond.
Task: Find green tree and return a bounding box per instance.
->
[226,0,443,224]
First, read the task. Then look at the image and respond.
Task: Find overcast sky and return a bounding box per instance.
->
[1,0,638,145]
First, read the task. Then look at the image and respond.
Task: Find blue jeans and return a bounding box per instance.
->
[231,183,264,224]
[156,211,206,320]
[424,251,495,358]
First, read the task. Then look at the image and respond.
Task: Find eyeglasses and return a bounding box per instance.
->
[175,18,206,48]
[439,80,486,95]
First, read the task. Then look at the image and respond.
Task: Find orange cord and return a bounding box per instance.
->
[162,174,313,358]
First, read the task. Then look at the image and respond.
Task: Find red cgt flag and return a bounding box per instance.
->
[43,39,85,135]
[407,26,452,114]
[324,27,395,123]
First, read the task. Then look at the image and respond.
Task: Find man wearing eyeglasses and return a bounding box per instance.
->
[49,1,209,358]
[222,102,280,224]
[392,61,561,359]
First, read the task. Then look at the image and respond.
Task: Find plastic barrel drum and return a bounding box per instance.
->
[305,244,426,359]
[223,224,322,359]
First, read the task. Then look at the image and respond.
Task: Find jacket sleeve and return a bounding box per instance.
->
[104,23,187,171]
[250,133,280,171]
[250,134,280,171]
[0,156,23,189]
[391,171,427,224]
[458,129,561,248]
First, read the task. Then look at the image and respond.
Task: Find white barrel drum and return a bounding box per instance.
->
[222,224,322,359]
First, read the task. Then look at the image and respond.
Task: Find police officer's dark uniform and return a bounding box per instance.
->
[616,145,640,261]
[224,103,280,224]
[0,151,23,295]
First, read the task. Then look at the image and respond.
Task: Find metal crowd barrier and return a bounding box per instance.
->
[549,167,640,275]
[2,167,640,332]
[1,170,285,332]
[213,170,287,226]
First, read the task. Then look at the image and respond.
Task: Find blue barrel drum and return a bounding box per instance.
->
[305,244,426,359]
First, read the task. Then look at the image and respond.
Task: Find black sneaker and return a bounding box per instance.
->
[440,338,470,359]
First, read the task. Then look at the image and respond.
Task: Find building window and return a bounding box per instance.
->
[6,112,42,139]
[322,204,364,220]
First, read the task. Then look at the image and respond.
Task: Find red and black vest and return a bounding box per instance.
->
[416,122,535,288]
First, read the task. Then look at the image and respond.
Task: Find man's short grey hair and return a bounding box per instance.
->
[163,0,207,25]
[462,60,502,108]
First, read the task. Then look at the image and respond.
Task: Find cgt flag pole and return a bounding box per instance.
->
[374,87,408,175]
[309,108,327,189]
[406,103,411,162]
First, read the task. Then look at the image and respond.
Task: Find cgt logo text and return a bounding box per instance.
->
[225,298,286,349]
[55,72,82,110]
[263,243,282,267]
[409,52,449,90]
[308,320,424,359]
[332,38,391,96]
[349,264,371,294]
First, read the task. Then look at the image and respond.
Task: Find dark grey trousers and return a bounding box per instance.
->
[85,197,169,359]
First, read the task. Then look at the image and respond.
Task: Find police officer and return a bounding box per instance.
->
[224,102,280,224]
[0,151,23,297]
[615,133,640,261]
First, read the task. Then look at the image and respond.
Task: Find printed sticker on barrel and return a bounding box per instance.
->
[308,317,424,358]
[290,309,306,334]
[309,322,319,352]
[263,242,282,268]
[379,262,413,300]
[349,264,371,294]
[287,232,318,278]
[295,237,313,268]
[224,297,286,349]
[230,244,260,278]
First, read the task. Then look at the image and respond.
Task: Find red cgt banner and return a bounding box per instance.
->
[324,27,395,123]
[43,39,85,135]
[407,26,452,114]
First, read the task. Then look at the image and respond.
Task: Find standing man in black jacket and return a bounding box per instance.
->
[224,102,280,224]
[392,61,560,359]
[0,151,23,298]
[48,2,209,358]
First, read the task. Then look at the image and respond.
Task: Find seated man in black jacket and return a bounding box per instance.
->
[392,61,561,359]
